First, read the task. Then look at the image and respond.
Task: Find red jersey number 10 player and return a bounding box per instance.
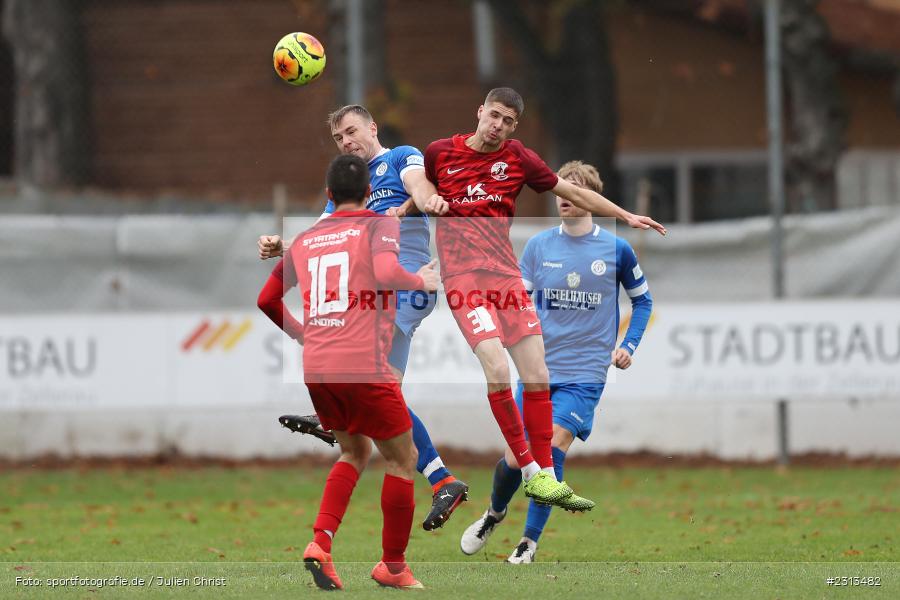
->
[257,154,438,590]
[420,88,667,510]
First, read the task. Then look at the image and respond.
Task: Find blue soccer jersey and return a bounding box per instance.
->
[323,146,431,266]
[520,224,653,384]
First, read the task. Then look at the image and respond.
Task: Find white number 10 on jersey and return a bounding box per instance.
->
[307,251,349,318]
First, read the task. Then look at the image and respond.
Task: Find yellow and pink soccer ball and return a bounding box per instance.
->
[273,32,326,86]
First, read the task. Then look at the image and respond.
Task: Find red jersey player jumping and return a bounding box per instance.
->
[418,87,667,510]
[257,154,439,590]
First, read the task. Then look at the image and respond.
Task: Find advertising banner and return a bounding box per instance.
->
[1,300,897,411]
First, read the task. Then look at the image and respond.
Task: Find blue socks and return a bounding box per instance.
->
[490,458,523,514]
[409,407,452,487]
[523,446,567,542]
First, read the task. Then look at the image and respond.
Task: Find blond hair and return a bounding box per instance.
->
[326,105,373,130]
[558,161,604,194]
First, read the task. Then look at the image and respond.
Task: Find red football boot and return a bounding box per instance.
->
[303,542,343,590]
[370,561,423,589]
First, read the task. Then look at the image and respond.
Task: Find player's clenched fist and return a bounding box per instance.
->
[423,194,449,216]
[416,259,440,292]
[258,235,284,260]
[385,206,404,219]
[612,348,633,369]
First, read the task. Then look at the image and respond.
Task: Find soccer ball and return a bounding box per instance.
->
[273,32,326,86]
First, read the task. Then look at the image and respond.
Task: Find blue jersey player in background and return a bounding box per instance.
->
[460,161,653,563]
[258,105,467,531]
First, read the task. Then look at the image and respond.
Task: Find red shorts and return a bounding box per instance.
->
[443,271,542,350]
[304,375,412,441]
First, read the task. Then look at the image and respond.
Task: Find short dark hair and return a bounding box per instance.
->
[484,87,524,118]
[327,104,373,130]
[325,154,369,204]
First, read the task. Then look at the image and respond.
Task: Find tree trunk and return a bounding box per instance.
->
[2,0,90,188]
[551,3,617,189]
[326,0,348,105]
[486,0,619,194]
[326,0,408,146]
[361,0,409,148]
[780,0,847,212]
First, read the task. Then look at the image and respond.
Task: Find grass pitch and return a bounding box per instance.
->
[2,463,898,598]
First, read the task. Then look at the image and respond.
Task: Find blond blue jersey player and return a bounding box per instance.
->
[460,161,653,563]
[322,144,435,351]
[258,105,467,531]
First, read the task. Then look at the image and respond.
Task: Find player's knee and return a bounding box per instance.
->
[339,453,368,473]
[521,364,549,388]
[482,357,510,383]
[386,450,416,479]
[551,426,575,452]
[340,444,372,472]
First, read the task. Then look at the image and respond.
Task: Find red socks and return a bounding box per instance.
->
[488,388,533,466]
[312,461,360,553]
[522,389,553,468]
[380,474,415,571]
[311,462,415,575]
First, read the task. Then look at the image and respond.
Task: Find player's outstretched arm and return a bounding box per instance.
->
[258,235,285,260]
[552,178,667,236]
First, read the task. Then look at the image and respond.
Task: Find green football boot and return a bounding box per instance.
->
[556,491,595,513]
[522,471,573,506]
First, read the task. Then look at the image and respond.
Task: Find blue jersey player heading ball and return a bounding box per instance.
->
[460,161,654,563]
[258,105,467,531]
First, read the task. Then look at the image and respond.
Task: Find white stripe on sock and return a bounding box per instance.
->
[421,457,445,479]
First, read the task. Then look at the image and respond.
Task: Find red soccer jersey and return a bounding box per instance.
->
[425,133,558,278]
[281,210,401,377]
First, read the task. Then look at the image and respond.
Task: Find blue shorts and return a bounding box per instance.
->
[514,382,605,442]
[388,256,438,373]
[394,289,438,337]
